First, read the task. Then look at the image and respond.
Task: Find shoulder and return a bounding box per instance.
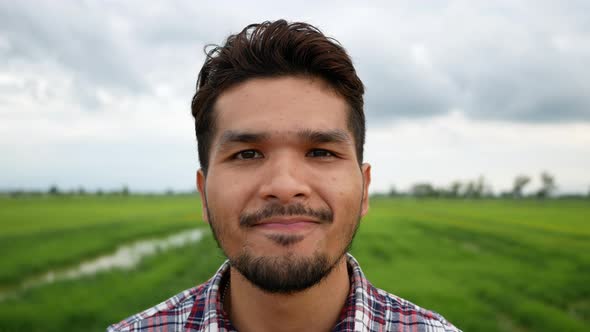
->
[365,285,461,332]
[344,254,461,331]
[106,282,209,332]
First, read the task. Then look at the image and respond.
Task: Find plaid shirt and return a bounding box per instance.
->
[108,254,460,332]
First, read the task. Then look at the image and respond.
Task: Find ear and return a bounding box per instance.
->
[360,163,371,217]
[196,169,209,224]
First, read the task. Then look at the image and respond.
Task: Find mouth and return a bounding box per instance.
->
[251,217,321,232]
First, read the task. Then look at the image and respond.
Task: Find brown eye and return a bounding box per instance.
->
[235,150,262,160]
[307,149,333,158]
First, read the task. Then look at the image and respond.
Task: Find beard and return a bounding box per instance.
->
[206,201,361,294]
[230,250,334,294]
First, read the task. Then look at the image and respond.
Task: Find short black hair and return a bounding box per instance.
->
[191,20,365,173]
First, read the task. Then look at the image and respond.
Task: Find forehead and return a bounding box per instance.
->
[212,76,351,139]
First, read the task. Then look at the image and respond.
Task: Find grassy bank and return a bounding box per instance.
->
[0,196,588,331]
[0,195,203,286]
[356,198,589,331]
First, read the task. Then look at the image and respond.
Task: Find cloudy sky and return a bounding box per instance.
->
[1,0,589,194]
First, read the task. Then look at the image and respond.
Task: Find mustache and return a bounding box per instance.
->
[239,203,333,227]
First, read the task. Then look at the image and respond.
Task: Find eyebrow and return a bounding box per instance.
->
[297,129,352,145]
[217,131,271,148]
[217,129,352,148]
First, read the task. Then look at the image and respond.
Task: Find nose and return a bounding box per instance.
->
[258,153,311,204]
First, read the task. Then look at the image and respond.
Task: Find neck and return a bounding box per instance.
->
[225,256,350,332]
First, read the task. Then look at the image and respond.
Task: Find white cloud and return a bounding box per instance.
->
[366,112,590,194]
[1,1,589,193]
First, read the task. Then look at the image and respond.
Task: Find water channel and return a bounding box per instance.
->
[0,228,205,301]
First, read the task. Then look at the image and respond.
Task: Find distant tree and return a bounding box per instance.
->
[474,176,486,198]
[435,187,451,197]
[388,186,399,197]
[9,190,24,198]
[48,185,60,196]
[462,180,476,198]
[512,175,531,198]
[411,183,436,197]
[461,176,488,198]
[462,181,473,198]
[121,185,130,196]
[499,191,513,198]
[77,186,86,195]
[536,171,557,198]
[449,181,462,198]
[96,189,104,196]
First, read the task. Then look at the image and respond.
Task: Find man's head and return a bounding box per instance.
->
[192,20,370,294]
[191,20,365,174]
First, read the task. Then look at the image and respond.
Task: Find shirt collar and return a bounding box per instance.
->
[186,253,369,331]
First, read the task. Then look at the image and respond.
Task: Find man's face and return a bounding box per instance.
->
[197,76,370,293]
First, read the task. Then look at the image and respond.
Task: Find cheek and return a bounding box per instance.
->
[206,172,256,225]
[321,168,363,215]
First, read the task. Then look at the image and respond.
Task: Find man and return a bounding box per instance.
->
[108,20,460,332]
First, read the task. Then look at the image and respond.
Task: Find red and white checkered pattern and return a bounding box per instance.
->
[107,254,461,332]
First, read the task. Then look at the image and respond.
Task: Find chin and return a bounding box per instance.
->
[229,249,338,294]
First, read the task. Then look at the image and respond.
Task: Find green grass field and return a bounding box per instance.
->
[0,195,588,331]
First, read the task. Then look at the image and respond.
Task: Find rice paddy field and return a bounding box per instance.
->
[0,195,588,331]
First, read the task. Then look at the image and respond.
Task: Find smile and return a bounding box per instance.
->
[251,217,321,232]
